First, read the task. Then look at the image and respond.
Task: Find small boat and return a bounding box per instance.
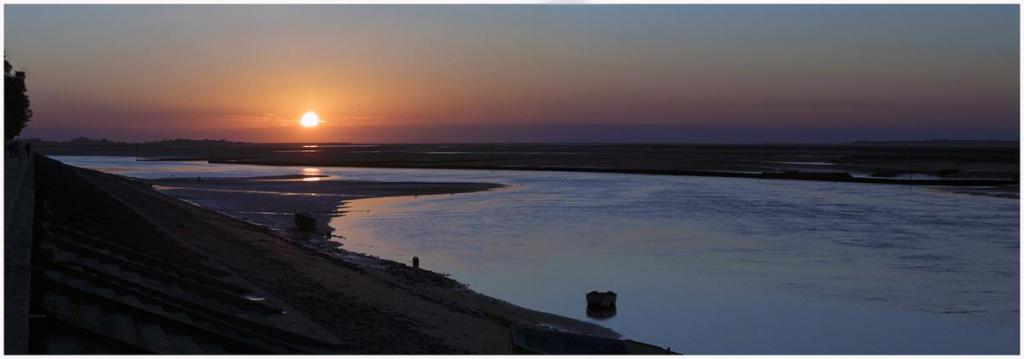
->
[294,212,316,231]
[586,291,617,308]
[586,305,617,320]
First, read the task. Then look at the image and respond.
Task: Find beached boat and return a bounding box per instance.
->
[294,211,316,231]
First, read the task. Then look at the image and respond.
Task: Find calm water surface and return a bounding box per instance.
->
[56,156,1019,354]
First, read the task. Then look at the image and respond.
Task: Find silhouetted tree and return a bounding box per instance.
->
[5,58,32,140]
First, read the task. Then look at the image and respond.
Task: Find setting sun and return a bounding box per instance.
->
[299,112,320,127]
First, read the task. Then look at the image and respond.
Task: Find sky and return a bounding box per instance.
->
[5,5,1020,143]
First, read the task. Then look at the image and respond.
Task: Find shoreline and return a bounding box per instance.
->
[56,159,629,353]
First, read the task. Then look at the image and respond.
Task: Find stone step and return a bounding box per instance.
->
[101,262,123,277]
[31,158,344,353]
[77,303,103,327]
[138,323,174,353]
[166,312,195,326]
[122,270,147,287]
[100,267,281,332]
[200,341,226,354]
[119,293,145,308]
[42,292,71,319]
[52,262,325,351]
[47,239,254,306]
[167,333,204,353]
[103,312,138,345]
[44,335,85,354]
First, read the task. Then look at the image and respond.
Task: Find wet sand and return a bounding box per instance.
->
[72,168,618,353]
[146,175,503,239]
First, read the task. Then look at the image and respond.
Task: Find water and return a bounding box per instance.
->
[55,156,1019,354]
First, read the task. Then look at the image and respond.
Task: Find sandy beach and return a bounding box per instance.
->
[145,175,504,238]
[63,162,619,353]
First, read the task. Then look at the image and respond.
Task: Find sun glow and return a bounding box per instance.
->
[300,112,320,127]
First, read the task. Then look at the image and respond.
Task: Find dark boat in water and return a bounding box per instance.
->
[586,291,617,307]
[294,211,316,231]
[585,291,618,319]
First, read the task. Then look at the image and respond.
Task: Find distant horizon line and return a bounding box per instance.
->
[21,137,1021,147]
[20,122,1018,144]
